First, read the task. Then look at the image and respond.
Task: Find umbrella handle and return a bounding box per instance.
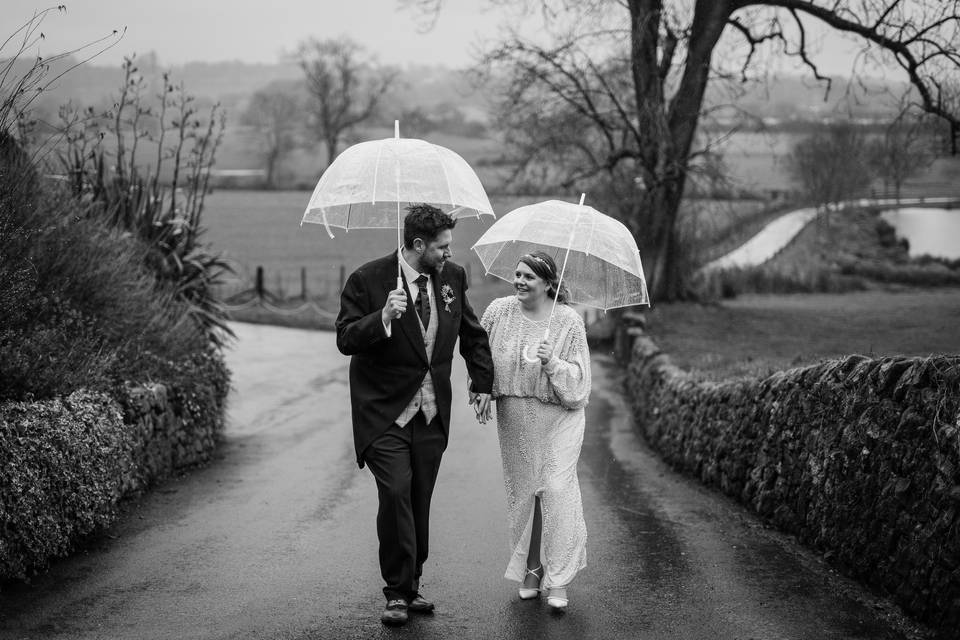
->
[522,328,551,364]
[524,193,581,362]
[385,274,403,328]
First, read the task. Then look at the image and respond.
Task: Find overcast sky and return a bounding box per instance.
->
[7,1,513,68]
[8,0,870,75]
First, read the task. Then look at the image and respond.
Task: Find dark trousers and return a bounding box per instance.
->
[363,411,445,602]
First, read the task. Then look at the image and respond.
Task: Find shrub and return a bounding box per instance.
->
[839,259,960,287]
[3,45,234,403]
[694,264,868,300]
[55,57,234,349]
[912,253,960,271]
[875,217,903,249]
[0,11,233,582]
[0,351,231,580]
[134,347,232,430]
[0,159,211,401]
[0,390,131,579]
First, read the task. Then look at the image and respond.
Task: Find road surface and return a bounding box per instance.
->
[0,323,926,639]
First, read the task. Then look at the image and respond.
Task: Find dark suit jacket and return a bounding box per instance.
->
[336,251,494,468]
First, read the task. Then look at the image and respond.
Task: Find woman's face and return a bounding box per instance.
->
[514,261,550,304]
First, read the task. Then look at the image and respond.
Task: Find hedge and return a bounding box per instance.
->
[0,351,230,579]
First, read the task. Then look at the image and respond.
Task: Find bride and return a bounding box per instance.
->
[479,250,591,612]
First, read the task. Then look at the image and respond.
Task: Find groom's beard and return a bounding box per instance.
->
[423,259,446,276]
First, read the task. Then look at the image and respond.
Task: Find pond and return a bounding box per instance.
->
[879,207,960,260]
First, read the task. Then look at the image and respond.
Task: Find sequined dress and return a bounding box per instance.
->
[480,296,591,588]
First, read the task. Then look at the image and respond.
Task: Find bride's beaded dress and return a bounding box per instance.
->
[480,296,591,589]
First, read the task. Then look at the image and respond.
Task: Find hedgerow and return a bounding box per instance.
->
[0,390,129,579]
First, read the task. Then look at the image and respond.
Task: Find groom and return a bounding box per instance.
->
[336,204,493,626]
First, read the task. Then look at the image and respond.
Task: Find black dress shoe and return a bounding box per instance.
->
[408,593,435,613]
[381,599,409,625]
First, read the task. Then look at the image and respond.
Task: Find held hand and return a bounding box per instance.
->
[468,390,479,405]
[536,339,554,365]
[381,288,407,325]
[474,393,492,424]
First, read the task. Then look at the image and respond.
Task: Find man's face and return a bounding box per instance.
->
[417,228,453,275]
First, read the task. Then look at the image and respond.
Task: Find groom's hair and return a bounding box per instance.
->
[403,204,457,248]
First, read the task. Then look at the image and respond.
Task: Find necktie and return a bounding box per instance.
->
[414,274,430,328]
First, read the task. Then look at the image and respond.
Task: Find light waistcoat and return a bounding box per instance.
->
[395,276,438,427]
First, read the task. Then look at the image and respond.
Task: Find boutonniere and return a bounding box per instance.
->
[440,283,456,312]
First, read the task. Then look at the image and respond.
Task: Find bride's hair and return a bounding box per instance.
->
[518,251,569,304]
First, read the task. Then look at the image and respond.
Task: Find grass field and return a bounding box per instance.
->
[201,189,775,313]
[202,190,960,378]
[202,190,543,314]
[644,288,960,380]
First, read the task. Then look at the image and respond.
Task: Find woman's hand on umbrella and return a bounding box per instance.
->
[536,339,554,365]
[382,288,407,324]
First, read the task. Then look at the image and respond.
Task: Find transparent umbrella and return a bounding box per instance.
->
[472,194,648,360]
[301,121,495,286]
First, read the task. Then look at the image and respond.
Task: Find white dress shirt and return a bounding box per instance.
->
[382,252,432,337]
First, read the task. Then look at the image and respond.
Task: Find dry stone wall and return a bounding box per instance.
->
[625,331,960,633]
[120,382,223,494]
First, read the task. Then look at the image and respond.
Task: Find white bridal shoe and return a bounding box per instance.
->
[518,565,543,599]
[546,587,568,611]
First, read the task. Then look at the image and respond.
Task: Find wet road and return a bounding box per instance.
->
[0,323,925,639]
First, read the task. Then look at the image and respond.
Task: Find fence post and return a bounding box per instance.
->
[301,267,307,300]
[256,266,264,299]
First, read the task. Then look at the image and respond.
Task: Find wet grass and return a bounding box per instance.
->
[644,288,960,380]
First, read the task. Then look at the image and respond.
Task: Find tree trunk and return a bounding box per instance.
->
[635,0,733,301]
[265,149,279,190]
[644,180,687,300]
[324,135,339,170]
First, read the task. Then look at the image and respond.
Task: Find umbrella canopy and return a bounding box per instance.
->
[301,121,494,237]
[472,196,649,312]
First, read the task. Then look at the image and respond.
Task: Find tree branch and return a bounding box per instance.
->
[736,0,960,128]
[726,15,787,81]
[788,8,832,99]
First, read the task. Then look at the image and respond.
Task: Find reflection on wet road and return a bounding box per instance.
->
[0,323,922,639]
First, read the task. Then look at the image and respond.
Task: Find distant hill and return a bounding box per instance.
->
[8,53,935,193]
[15,53,488,123]
[14,54,911,127]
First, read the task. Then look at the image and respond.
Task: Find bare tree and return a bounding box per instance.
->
[406,0,960,300]
[788,123,873,210]
[868,113,935,201]
[293,37,394,169]
[241,81,304,188]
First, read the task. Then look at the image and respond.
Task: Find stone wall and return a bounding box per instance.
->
[624,330,960,633]
[118,381,226,496]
